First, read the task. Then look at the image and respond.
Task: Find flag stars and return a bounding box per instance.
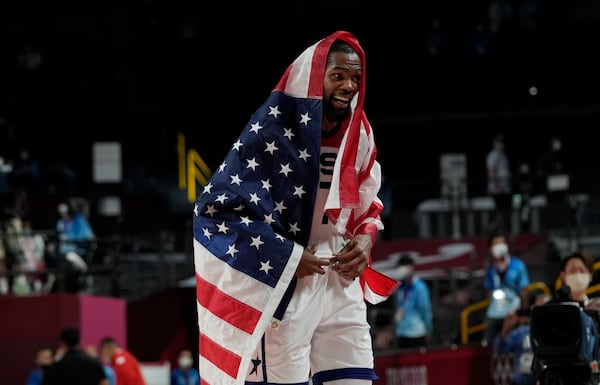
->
[268,105,282,118]
[234,204,245,211]
[275,234,286,242]
[249,122,262,134]
[218,162,227,172]
[193,203,199,216]
[202,228,212,239]
[202,182,213,194]
[217,221,229,234]
[288,222,301,235]
[265,141,279,155]
[263,213,275,225]
[249,192,261,205]
[261,179,272,191]
[232,140,243,151]
[299,112,312,125]
[205,205,218,217]
[259,260,273,274]
[283,128,294,140]
[250,235,264,249]
[230,174,242,185]
[293,185,306,198]
[246,157,259,171]
[226,244,239,258]
[274,200,287,214]
[279,163,293,177]
[298,149,311,161]
[215,193,228,204]
[240,216,253,226]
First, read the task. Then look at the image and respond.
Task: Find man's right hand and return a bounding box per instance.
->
[295,246,330,278]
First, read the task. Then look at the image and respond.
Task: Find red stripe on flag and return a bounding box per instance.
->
[196,273,261,334]
[200,332,242,380]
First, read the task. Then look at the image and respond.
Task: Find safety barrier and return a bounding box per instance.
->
[460,281,551,344]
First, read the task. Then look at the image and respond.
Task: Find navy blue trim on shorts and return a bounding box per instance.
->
[273,277,297,321]
[311,367,378,385]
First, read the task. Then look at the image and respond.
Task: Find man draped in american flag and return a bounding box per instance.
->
[193,30,399,385]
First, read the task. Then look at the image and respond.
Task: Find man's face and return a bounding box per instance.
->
[322,51,362,124]
[36,349,53,367]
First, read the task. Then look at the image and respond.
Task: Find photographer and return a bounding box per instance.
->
[556,251,594,307]
[530,251,599,385]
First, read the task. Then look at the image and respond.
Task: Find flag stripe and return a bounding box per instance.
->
[200,333,242,379]
[196,273,260,335]
[194,240,278,310]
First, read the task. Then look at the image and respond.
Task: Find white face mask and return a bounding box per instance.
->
[564,273,591,293]
[178,356,193,369]
[491,243,509,259]
[395,266,413,280]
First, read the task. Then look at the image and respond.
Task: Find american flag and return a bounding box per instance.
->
[193,30,399,385]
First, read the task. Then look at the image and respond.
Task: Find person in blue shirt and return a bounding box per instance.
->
[171,349,200,385]
[493,292,551,385]
[393,254,433,349]
[56,201,95,258]
[25,346,53,385]
[483,233,531,343]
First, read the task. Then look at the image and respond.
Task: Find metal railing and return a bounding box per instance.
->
[460,281,551,344]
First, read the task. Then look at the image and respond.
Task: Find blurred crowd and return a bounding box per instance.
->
[0,123,96,295]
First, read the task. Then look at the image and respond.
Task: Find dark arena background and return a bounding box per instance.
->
[1,1,600,384]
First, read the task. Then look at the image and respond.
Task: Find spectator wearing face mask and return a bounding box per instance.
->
[393,254,433,349]
[483,234,531,344]
[557,251,594,307]
[170,349,200,385]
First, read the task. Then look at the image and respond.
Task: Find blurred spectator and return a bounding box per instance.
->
[55,201,95,260]
[51,201,95,293]
[536,135,572,229]
[100,337,147,385]
[11,148,43,192]
[483,233,530,343]
[492,292,551,385]
[515,163,534,232]
[25,346,53,385]
[171,348,200,385]
[486,133,512,233]
[84,345,117,385]
[42,326,108,385]
[0,192,24,294]
[17,217,47,293]
[535,135,566,194]
[393,254,433,349]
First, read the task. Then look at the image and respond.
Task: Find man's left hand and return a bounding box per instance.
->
[331,234,372,279]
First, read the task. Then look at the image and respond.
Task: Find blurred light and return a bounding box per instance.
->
[529,86,538,96]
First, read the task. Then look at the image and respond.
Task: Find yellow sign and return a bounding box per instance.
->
[177,132,212,202]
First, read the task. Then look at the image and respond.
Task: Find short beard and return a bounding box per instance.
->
[323,99,350,124]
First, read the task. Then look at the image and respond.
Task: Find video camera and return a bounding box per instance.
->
[530,286,600,385]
